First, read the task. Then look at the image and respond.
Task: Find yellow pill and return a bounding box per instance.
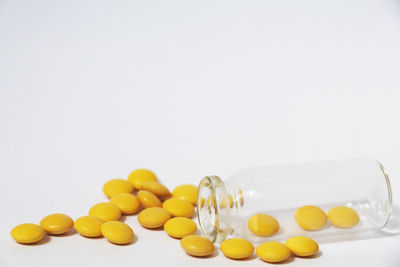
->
[256,241,291,263]
[11,223,46,244]
[164,217,197,238]
[220,238,254,259]
[141,181,170,198]
[89,202,121,222]
[285,236,319,257]
[172,184,198,205]
[248,214,279,237]
[295,205,327,230]
[128,169,157,190]
[40,213,74,235]
[103,178,134,198]
[138,207,171,228]
[101,221,134,245]
[74,216,104,237]
[217,195,234,209]
[137,190,162,208]
[110,193,141,215]
[180,235,215,257]
[163,198,194,218]
[328,206,359,228]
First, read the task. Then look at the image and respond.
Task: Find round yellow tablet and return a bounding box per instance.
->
[128,169,157,190]
[101,221,134,245]
[328,206,359,228]
[256,241,291,263]
[137,190,162,208]
[40,213,74,235]
[285,236,319,257]
[11,223,46,244]
[89,202,121,222]
[164,217,197,238]
[220,238,254,259]
[172,184,198,205]
[103,178,134,198]
[180,235,215,257]
[163,198,194,218]
[295,205,327,230]
[248,214,279,237]
[74,216,104,237]
[138,207,171,228]
[141,181,170,198]
[110,193,141,215]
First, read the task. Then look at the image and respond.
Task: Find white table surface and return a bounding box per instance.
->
[1,0,400,266]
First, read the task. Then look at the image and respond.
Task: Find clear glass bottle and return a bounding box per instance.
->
[197,159,393,244]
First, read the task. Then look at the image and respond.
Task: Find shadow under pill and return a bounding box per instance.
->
[53,228,77,237]
[21,235,51,246]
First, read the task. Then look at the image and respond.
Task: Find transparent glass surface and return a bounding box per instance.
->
[197,159,393,244]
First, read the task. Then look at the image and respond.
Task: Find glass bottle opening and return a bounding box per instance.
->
[197,176,231,243]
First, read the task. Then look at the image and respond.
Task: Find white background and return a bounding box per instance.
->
[1,0,400,266]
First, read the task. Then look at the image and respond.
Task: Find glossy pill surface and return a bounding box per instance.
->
[248,214,279,237]
[89,202,121,222]
[172,184,198,205]
[40,213,74,235]
[256,241,291,263]
[285,236,319,257]
[141,181,170,198]
[180,235,215,257]
[74,216,104,237]
[328,206,360,228]
[110,193,141,214]
[11,223,46,244]
[103,179,134,198]
[137,190,162,208]
[101,221,134,244]
[128,169,157,190]
[164,217,197,238]
[163,198,194,218]
[295,205,327,230]
[220,238,254,259]
[138,207,171,228]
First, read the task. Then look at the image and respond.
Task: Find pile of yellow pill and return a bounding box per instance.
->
[11,167,362,264]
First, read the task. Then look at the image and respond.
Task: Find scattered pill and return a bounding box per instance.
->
[285,236,319,257]
[110,193,141,215]
[137,190,162,208]
[40,213,74,235]
[256,241,292,263]
[74,216,104,237]
[295,205,327,230]
[103,178,134,198]
[328,206,359,228]
[101,221,134,245]
[89,202,121,222]
[11,223,46,244]
[141,181,170,198]
[248,214,279,237]
[180,235,215,257]
[220,238,254,259]
[163,198,194,218]
[164,217,197,238]
[138,207,171,228]
[128,169,157,190]
[172,184,198,205]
